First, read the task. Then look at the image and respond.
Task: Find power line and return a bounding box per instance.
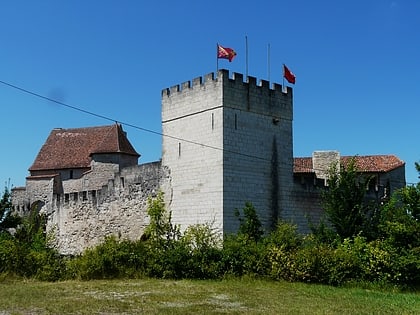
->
[0,79,416,186]
[0,79,269,163]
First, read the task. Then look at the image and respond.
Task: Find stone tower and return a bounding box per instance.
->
[161,69,293,234]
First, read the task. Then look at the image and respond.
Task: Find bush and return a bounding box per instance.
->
[221,234,269,278]
[66,236,148,280]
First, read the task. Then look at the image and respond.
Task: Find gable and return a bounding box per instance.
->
[29,124,140,171]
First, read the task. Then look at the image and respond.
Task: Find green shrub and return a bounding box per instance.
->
[66,236,148,280]
[221,234,269,278]
[182,223,223,279]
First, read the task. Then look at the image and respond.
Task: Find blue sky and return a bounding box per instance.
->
[0,0,419,187]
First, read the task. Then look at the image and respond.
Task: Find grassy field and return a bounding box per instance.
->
[0,277,419,314]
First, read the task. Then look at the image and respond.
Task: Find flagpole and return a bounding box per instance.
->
[216,43,219,73]
[282,63,285,92]
[245,35,249,78]
[267,43,271,82]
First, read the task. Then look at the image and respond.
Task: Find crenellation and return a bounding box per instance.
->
[170,84,180,94]
[204,72,214,82]
[259,79,270,89]
[181,80,191,90]
[192,76,202,87]
[162,70,292,108]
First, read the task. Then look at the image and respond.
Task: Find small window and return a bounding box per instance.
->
[73,192,78,201]
[65,194,69,203]
[234,113,238,130]
[82,191,87,201]
[121,177,125,188]
[69,170,74,179]
[178,142,181,157]
[211,113,214,130]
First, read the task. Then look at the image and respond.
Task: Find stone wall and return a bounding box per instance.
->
[48,161,169,255]
[161,69,293,234]
[221,71,293,232]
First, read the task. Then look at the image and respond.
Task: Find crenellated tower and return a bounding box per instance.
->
[161,69,293,233]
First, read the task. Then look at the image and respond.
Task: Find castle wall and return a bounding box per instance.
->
[47,161,168,255]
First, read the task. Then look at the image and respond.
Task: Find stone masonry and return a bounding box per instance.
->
[161,70,293,233]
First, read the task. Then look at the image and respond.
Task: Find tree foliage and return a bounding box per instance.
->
[234,202,264,242]
[0,185,21,234]
[144,191,180,243]
[321,157,374,240]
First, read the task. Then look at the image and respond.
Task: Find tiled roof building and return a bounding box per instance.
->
[28,124,139,180]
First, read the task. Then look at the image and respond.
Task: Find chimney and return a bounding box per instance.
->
[312,151,340,184]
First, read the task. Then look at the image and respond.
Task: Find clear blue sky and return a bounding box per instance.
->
[0,0,419,188]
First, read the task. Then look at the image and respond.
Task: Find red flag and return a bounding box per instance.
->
[283,64,296,84]
[217,44,237,62]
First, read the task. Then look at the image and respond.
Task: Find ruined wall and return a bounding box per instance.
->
[50,161,168,255]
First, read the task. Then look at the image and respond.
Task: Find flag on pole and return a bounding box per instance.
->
[217,44,237,62]
[283,64,296,84]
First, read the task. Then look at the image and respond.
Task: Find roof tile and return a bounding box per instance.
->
[293,155,405,174]
[29,124,139,171]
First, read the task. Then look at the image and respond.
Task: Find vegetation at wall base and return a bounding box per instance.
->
[1,165,420,291]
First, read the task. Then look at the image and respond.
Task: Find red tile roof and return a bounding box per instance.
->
[293,155,405,174]
[29,124,140,171]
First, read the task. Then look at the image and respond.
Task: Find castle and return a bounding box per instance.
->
[12,70,406,255]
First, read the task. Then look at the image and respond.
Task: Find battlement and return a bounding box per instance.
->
[162,69,293,123]
[161,69,292,97]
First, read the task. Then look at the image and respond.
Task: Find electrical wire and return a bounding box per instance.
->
[0,79,417,186]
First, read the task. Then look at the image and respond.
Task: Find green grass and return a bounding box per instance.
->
[0,277,419,314]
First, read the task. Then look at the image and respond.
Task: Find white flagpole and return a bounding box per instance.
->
[267,43,271,82]
[216,43,219,73]
[245,35,249,78]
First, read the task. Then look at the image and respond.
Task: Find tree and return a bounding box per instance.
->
[379,184,420,249]
[144,192,180,243]
[321,158,374,240]
[234,202,264,242]
[415,161,420,179]
[0,185,21,234]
